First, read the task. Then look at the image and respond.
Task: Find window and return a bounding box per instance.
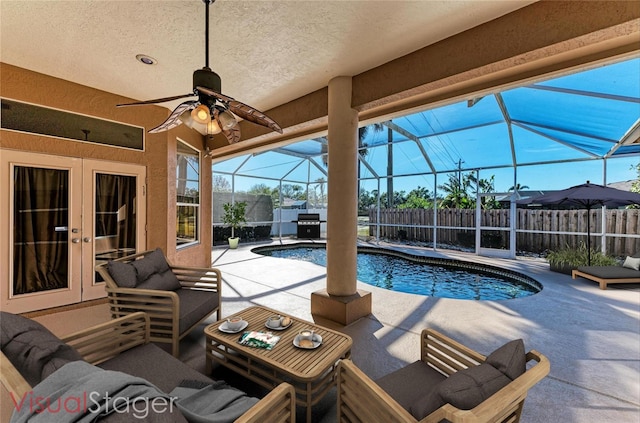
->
[1,98,144,150]
[176,140,200,247]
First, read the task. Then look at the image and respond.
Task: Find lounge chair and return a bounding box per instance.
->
[337,328,549,423]
[572,253,640,289]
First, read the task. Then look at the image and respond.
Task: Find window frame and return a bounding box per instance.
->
[176,139,201,249]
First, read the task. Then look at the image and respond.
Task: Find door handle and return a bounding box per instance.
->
[71,238,80,243]
[83,237,91,243]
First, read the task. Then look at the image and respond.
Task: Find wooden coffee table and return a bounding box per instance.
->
[204,305,352,423]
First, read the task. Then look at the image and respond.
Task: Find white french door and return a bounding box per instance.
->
[1,150,146,313]
[82,159,146,301]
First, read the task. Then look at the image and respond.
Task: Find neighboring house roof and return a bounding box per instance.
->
[607,180,635,191]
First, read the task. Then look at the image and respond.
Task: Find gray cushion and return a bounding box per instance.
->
[485,339,526,381]
[409,389,447,420]
[415,363,510,418]
[98,343,194,423]
[107,260,137,288]
[0,312,83,386]
[132,248,181,291]
[99,343,213,393]
[177,289,220,334]
[375,360,446,413]
[99,405,188,423]
[576,265,640,279]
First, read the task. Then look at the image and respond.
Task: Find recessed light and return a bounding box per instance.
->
[136,54,157,65]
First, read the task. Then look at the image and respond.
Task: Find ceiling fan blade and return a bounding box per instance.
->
[117,93,195,107]
[222,125,241,144]
[196,86,283,134]
[148,101,197,133]
[228,100,283,134]
[196,86,233,103]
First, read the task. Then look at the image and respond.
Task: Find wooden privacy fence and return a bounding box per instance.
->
[368,208,640,256]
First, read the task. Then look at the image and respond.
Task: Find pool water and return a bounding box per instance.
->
[254,245,541,300]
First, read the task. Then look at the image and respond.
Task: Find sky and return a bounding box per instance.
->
[213,57,639,197]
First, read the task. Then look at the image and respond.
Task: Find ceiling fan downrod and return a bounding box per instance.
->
[194,0,221,95]
[203,0,216,70]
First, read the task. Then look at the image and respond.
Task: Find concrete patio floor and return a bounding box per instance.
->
[210,239,640,423]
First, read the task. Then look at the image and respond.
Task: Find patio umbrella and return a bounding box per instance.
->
[517,181,640,265]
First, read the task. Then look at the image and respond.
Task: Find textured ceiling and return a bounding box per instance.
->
[0,0,536,117]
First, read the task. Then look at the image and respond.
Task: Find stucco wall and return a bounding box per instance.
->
[1,63,212,267]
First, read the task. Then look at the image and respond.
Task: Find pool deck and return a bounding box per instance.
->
[211,238,640,423]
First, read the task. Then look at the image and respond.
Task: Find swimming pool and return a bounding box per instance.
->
[252,243,542,300]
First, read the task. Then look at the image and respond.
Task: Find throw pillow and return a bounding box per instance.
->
[107,260,137,288]
[132,248,170,281]
[622,256,640,271]
[485,339,526,380]
[132,248,181,291]
[435,363,510,412]
[137,272,182,291]
[0,312,83,386]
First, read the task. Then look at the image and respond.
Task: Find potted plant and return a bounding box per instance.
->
[222,201,247,249]
[546,242,618,274]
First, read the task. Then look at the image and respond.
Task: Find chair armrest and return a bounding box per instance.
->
[105,286,179,315]
[105,287,179,337]
[60,312,150,365]
[338,359,417,423]
[421,329,485,376]
[171,265,222,292]
[236,382,296,423]
[0,352,32,400]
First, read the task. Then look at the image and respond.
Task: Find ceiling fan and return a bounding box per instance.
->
[117,0,282,144]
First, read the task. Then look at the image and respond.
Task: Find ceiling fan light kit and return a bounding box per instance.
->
[218,110,237,129]
[116,0,282,144]
[206,120,222,135]
[191,104,211,124]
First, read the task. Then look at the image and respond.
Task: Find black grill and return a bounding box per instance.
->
[294,213,323,239]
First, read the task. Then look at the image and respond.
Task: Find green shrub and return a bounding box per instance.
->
[222,201,247,238]
[546,242,619,268]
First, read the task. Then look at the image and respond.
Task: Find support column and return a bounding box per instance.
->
[311,76,371,327]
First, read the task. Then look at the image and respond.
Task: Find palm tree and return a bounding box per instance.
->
[320,122,384,167]
[320,123,385,211]
[438,174,471,209]
[508,183,530,191]
[314,177,326,207]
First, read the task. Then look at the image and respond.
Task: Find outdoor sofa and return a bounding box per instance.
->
[572,253,640,289]
[0,311,295,422]
[337,328,549,423]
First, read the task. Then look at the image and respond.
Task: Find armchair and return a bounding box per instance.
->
[96,248,221,357]
[337,328,549,423]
